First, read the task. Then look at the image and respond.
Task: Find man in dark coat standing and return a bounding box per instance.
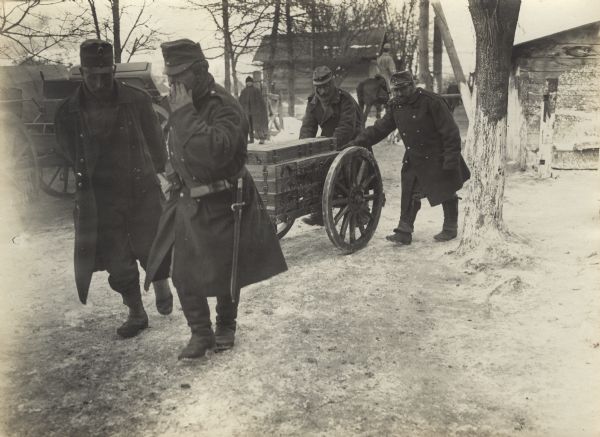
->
[346,70,471,245]
[299,65,363,226]
[54,39,173,338]
[238,76,269,144]
[144,39,287,359]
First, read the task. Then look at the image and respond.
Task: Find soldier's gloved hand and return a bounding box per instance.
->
[340,141,356,150]
[169,82,193,113]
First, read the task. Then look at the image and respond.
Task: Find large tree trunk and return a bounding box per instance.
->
[458,0,521,254]
[285,0,295,117]
[112,0,122,63]
[222,0,232,93]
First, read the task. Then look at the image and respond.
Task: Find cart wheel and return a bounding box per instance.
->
[273,214,295,239]
[0,113,40,202]
[39,164,76,198]
[322,146,384,253]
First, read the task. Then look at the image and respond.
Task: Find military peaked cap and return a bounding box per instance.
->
[390,70,415,88]
[312,65,333,85]
[245,76,254,83]
[80,39,114,72]
[161,39,206,75]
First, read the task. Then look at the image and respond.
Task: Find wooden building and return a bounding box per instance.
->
[252,28,385,100]
[507,21,600,170]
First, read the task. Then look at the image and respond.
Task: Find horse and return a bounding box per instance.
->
[356,74,389,128]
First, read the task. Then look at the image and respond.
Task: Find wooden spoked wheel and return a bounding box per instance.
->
[273,214,295,239]
[39,162,76,198]
[322,146,384,253]
[0,112,40,202]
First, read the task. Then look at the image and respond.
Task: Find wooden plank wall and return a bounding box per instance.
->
[508,23,600,167]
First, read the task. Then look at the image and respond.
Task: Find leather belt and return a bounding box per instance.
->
[187,179,232,198]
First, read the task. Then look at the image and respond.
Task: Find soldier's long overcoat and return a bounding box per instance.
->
[144,75,287,296]
[54,82,167,303]
[352,88,470,206]
[238,85,269,139]
[299,88,362,149]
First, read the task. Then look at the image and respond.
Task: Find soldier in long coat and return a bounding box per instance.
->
[238,76,269,144]
[347,70,471,245]
[299,65,363,226]
[54,39,173,339]
[144,39,287,359]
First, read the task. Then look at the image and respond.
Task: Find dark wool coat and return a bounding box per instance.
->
[144,76,287,296]
[299,88,362,149]
[54,82,167,304]
[238,85,269,139]
[351,88,470,206]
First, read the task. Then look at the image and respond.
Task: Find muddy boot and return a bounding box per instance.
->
[434,197,458,242]
[386,230,412,244]
[117,288,148,338]
[152,279,173,315]
[302,211,324,226]
[215,296,238,352]
[178,328,216,360]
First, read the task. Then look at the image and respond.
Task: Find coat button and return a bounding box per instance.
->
[77,182,83,187]
[79,158,84,163]
[179,192,184,197]
[416,129,420,133]
[402,132,406,136]
[407,146,411,150]
[412,115,416,119]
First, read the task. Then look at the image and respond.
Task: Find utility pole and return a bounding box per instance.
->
[418,0,433,90]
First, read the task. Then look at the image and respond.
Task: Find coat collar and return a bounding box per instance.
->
[68,80,132,113]
[309,87,342,108]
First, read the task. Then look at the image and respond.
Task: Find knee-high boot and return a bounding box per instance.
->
[434,196,459,242]
[177,290,215,359]
[387,199,421,245]
[117,283,149,338]
[215,295,239,352]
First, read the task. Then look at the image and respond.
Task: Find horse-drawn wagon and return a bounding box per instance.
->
[247,138,386,253]
[0,62,167,200]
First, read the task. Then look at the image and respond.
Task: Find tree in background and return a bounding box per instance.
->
[84,0,164,63]
[0,0,88,64]
[186,0,272,96]
[458,0,521,257]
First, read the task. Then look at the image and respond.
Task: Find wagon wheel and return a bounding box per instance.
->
[322,146,385,253]
[273,214,295,239]
[0,112,40,202]
[39,162,76,198]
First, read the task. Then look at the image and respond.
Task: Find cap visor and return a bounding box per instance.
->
[313,78,333,86]
[163,62,194,75]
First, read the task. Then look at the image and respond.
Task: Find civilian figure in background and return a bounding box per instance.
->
[54,39,173,338]
[238,76,269,144]
[346,70,471,245]
[299,65,362,226]
[144,39,287,360]
[376,42,396,90]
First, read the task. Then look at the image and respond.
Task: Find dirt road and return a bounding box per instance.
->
[0,142,598,436]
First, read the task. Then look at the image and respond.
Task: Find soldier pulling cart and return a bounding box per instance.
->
[247,137,386,253]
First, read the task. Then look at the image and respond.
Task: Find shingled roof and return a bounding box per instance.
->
[253,28,386,65]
